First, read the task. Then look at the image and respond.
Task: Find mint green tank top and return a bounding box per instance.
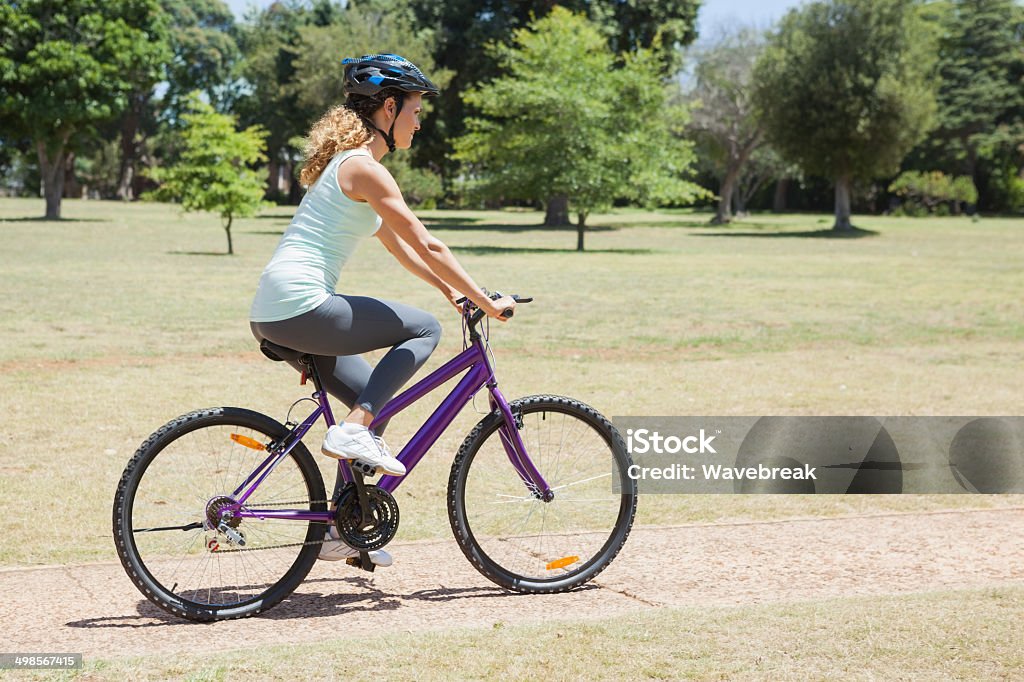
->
[250,148,383,322]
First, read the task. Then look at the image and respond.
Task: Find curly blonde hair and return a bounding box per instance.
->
[299,89,404,186]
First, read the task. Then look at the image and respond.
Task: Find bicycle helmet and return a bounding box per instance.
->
[343,53,440,98]
[342,54,439,153]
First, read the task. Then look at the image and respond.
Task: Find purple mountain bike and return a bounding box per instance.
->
[113,294,637,621]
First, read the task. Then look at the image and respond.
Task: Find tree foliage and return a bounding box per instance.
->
[753,0,939,229]
[454,8,705,250]
[287,0,449,205]
[161,0,241,118]
[908,0,1024,211]
[405,0,701,185]
[146,95,270,254]
[687,26,767,224]
[0,0,170,217]
[888,170,978,215]
[233,0,342,201]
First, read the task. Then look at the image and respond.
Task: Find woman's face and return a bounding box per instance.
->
[384,92,423,149]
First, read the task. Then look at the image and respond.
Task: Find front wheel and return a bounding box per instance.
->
[448,395,637,593]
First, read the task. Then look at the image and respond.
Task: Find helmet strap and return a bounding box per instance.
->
[356,94,405,153]
[382,94,404,153]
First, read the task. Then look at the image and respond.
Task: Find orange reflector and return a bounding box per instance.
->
[546,555,579,570]
[230,433,265,451]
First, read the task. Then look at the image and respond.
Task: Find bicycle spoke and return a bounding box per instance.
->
[117,409,326,618]
[453,398,635,590]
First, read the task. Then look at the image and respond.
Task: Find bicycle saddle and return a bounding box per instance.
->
[259,338,307,363]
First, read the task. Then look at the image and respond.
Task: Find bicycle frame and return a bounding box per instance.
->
[229,326,551,524]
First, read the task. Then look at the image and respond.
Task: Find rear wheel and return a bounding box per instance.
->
[448,395,637,593]
[113,407,327,621]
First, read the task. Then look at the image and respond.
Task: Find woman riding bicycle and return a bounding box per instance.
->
[249,54,515,567]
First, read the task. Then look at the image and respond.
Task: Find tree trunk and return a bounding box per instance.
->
[713,166,740,224]
[576,212,586,251]
[117,93,144,201]
[225,215,234,255]
[267,158,280,198]
[734,182,748,216]
[63,152,81,198]
[283,159,295,198]
[773,178,788,213]
[544,194,570,226]
[287,162,303,204]
[37,138,68,219]
[834,174,853,231]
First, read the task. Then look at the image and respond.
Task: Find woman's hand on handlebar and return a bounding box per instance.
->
[442,287,464,313]
[483,294,516,322]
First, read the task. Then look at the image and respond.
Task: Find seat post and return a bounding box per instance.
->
[300,355,325,395]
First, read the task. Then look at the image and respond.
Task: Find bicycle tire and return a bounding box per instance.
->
[113,407,327,621]
[448,395,637,593]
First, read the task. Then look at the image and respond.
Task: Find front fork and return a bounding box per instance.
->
[488,386,554,501]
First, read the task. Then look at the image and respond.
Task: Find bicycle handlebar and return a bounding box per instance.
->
[456,291,533,329]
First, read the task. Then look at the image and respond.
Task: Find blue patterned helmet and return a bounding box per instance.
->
[342,54,439,97]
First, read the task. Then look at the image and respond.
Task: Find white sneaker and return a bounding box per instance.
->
[318,527,393,567]
[321,422,406,476]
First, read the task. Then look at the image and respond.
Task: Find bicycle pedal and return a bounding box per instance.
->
[351,460,378,476]
[345,555,376,572]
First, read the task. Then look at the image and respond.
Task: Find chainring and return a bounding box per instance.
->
[335,483,399,551]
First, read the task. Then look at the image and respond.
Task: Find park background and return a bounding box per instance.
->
[1,0,1023,679]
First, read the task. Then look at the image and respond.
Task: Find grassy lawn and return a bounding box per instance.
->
[1,198,1022,566]
[31,586,1024,681]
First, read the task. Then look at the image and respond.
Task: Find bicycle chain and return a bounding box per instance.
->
[207,499,334,553]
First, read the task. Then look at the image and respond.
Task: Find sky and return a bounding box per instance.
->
[225,0,804,37]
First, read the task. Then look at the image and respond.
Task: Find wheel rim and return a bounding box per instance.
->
[460,405,633,584]
[125,421,321,609]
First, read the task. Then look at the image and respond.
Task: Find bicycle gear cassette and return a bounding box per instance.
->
[335,484,399,551]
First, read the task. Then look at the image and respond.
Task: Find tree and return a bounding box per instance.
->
[888,170,978,215]
[287,0,449,204]
[453,8,705,251]
[160,0,241,118]
[733,145,799,216]
[109,0,239,202]
[234,0,342,202]
[687,26,767,224]
[753,0,939,230]
[146,96,270,255]
[910,0,1024,210]
[112,6,175,200]
[0,0,169,218]
[405,0,701,192]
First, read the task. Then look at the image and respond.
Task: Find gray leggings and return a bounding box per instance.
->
[250,294,442,429]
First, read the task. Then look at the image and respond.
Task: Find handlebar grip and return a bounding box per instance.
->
[501,308,514,319]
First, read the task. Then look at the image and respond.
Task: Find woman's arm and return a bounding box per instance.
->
[376,224,461,309]
[349,157,514,319]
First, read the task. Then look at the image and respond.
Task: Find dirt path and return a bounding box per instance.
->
[1,508,1021,659]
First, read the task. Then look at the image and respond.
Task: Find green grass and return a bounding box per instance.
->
[29,586,1024,681]
[1,198,1022,566]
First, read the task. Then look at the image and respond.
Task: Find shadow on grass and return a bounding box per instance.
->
[65,574,586,627]
[238,230,286,236]
[0,216,109,223]
[166,250,232,256]
[452,245,655,255]
[694,226,879,239]
[594,218,775,230]
[422,219,616,234]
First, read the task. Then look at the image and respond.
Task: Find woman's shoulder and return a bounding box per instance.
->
[336,150,394,182]
[332,146,375,164]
